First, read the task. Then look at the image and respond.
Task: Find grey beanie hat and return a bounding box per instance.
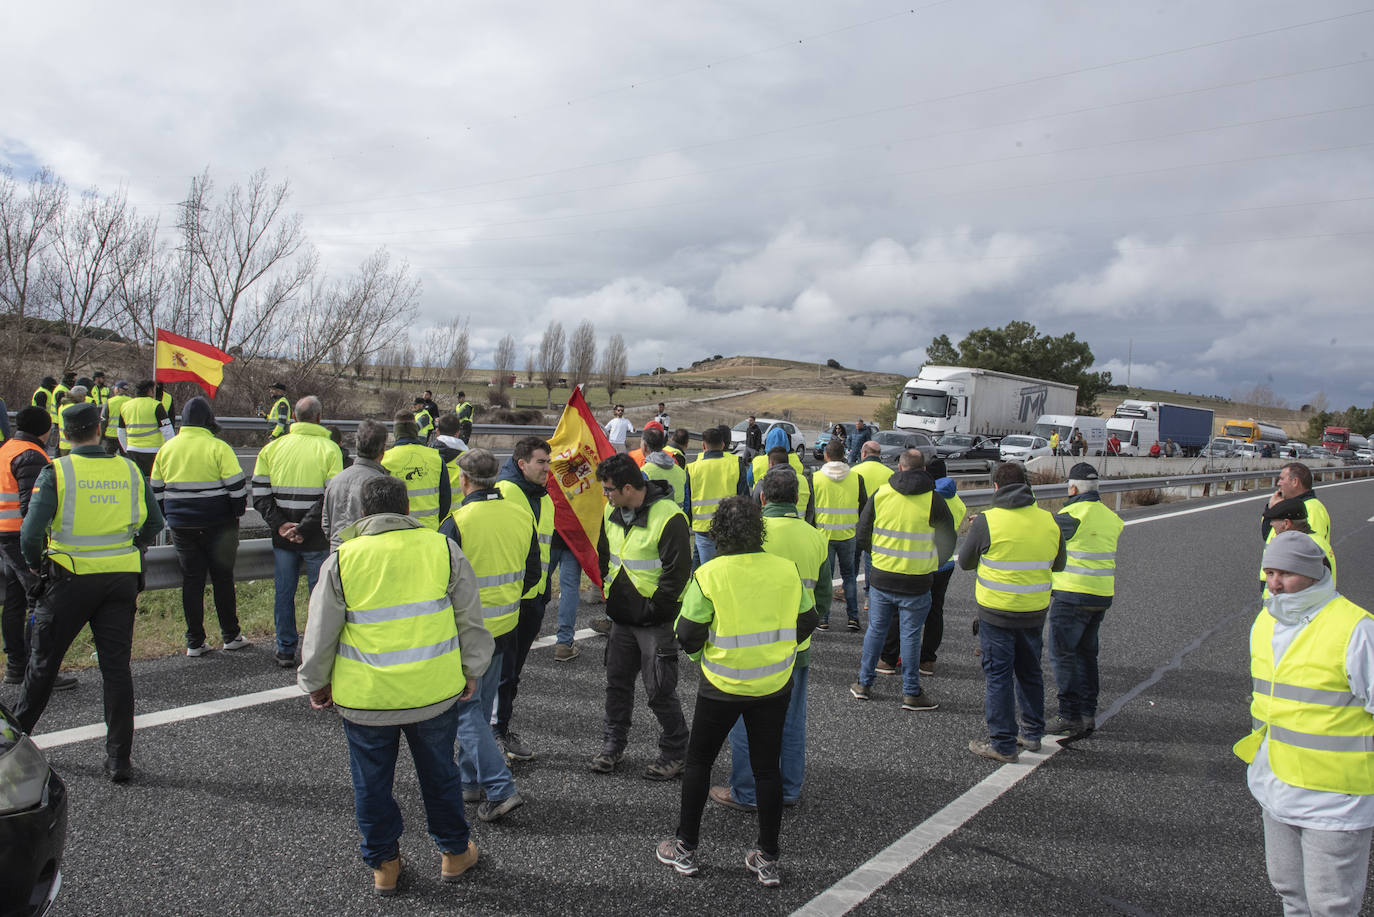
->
[1261,530,1327,580]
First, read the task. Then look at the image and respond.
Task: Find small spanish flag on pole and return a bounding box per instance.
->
[546,385,615,588]
[154,329,234,398]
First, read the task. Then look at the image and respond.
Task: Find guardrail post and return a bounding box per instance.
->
[1115,492,1122,512]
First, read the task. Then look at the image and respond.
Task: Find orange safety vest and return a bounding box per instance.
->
[0,439,49,533]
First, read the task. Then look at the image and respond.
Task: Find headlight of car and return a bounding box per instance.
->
[0,734,51,815]
[947,452,963,458]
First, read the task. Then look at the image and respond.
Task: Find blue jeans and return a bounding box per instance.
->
[694,532,717,568]
[273,547,325,655]
[547,539,583,645]
[978,619,1045,756]
[728,665,808,805]
[828,537,858,622]
[859,587,932,696]
[456,635,516,802]
[342,703,471,868]
[1049,598,1108,721]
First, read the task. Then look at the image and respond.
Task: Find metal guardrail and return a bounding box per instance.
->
[139,464,1371,591]
[213,417,558,438]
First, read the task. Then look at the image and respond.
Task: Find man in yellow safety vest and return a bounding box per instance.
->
[1234,531,1370,917]
[810,437,869,631]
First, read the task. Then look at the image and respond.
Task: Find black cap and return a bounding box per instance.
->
[16,407,51,436]
[270,382,287,392]
[1263,497,1309,522]
[93,370,106,378]
[1069,462,1099,481]
[61,402,100,432]
[413,397,425,406]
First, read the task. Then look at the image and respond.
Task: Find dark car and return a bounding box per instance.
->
[933,433,1001,471]
[872,430,936,467]
[0,702,67,916]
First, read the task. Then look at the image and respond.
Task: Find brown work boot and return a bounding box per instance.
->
[372,855,402,897]
[441,841,479,882]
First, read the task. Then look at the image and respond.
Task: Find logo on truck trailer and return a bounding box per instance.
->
[1018,385,1049,422]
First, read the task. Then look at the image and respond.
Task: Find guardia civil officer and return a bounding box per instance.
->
[13,402,163,781]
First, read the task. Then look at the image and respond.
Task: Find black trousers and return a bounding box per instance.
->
[14,568,138,762]
[495,595,545,735]
[602,621,689,759]
[882,566,954,666]
[677,690,791,858]
[0,536,36,674]
[128,450,156,478]
[170,521,241,648]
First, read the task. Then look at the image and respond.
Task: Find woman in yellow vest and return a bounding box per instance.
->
[657,496,817,888]
[1235,532,1374,916]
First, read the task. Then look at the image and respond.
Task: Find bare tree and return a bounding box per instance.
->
[0,167,66,395]
[537,320,565,408]
[492,334,516,397]
[445,316,471,390]
[568,319,596,393]
[326,249,422,380]
[601,333,628,403]
[183,168,317,359]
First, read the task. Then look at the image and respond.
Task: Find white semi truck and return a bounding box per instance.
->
[894,365,1078,439]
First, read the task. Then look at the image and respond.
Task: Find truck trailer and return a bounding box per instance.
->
[1107,400,1215,457]
[895,366,1077,439]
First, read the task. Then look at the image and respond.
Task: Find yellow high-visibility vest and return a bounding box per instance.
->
[604,497,684,598]
[496,479,554,597]
[762,512,827,655]
[689,454,740,534]
[752,452,811,509]
[1052,499,1124,598]
[694,552,803,696]
[450,493,531,637]
[812,470,862,541]
[869,486,937,577]
[382,443,445,529]
[974,505,1060,613]
[120,397,165,453]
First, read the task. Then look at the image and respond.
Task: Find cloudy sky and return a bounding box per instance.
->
[5,0,1371,406]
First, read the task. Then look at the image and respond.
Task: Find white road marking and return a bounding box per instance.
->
[31,628,601,751]
[792,474,1374,916]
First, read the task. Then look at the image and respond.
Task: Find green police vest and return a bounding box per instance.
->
[495,479,554,598]
[689,454,740,534]
[121,397,165,452]
[382,443,445,529]
[869,486,937,576]
[451,493,531,637]
[605,497,684,597]
[694,552,802,696]
[1052,499,1124,598]
[974,505,1060,613]
[332,527,465,710]
[762,513,827,655]
[103,394,130,438]
[812,470,862,541]
[269,396,292,439]
[642,459,687,507]
[751,453,810,509]
[1236,595,1374,794]
[47,454,147,574]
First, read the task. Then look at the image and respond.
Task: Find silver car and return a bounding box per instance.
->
[871,429,936,467]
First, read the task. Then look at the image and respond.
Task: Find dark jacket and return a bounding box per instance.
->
[497,455,546,522]
[1052,490,1114,610]
[957,482,1066,629]
[856,469,956,595]
[596,479,692,626]
[2,432,51,539]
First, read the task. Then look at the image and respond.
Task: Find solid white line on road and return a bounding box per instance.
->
[32,627,601,751]
[792,473,1374,916]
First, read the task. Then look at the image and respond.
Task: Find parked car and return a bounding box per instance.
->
[1356,448,1374,463]
[1308,446,1333,459]
[0,702,67,916]
[730,418,805,455]
[999,435,1052,463]
[1235,442,1262,459]
[1201,436,1240,458]
[871,429,937,468]
[934,433,1001,471]
[813,430,840,461]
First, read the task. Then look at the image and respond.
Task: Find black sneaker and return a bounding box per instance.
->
[477,791,525,823]
[52,673,78,692]
[103,757,133,783]
[274,652,297,669]
[815,620,830,631]
[2,669,23,686]
[588,750,623,774]
[499,731,535,761]
[846,619,861,632]
[1047,716,1085,736]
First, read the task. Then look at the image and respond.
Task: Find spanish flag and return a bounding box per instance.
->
[154,329,234,398]
[546,386,615,588]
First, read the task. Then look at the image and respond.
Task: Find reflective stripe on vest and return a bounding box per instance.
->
[811,470,861,540]
[1238,596,1374,793]
[495,479,554,598]
[333,527,465,710]
[870,486,937,576]
[974,504,1060,612]
[382,443,445,529]
[1051,499,1123,598]
[0,439,48,533]
[689,455,740,533]
[605,497,684,598]
[695,552,802,696]
[252,423,340,522]
[761,513,827,654]
[451,493,532,637]
[48,454,147,574]
[121,397,165,451]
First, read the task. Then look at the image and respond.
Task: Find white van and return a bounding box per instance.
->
[1105,417,1158,456]
[1031,414,1108,456]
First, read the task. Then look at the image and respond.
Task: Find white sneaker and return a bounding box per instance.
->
[186,644,213,657]
[222,635,251,651]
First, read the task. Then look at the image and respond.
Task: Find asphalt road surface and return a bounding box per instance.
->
[6,478,1373,916]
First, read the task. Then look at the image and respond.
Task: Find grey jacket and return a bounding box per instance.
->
[298,513,495,725]
[321,457,389,550]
